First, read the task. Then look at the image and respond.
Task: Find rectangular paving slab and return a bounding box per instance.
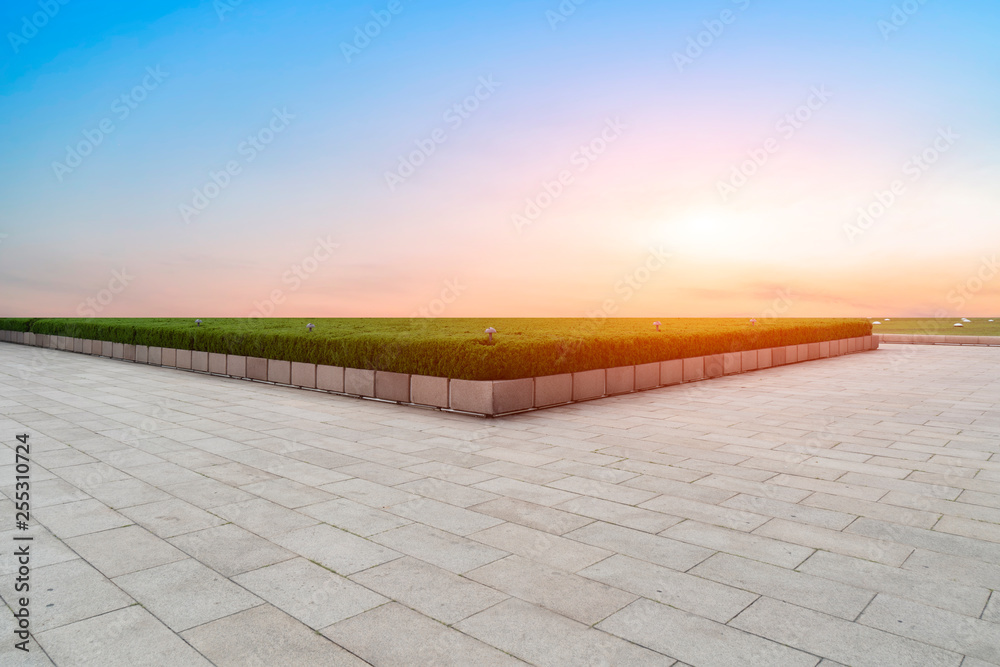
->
[233,558,387,629]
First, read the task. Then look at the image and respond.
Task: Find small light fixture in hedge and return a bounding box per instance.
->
[307,323,315,332]
[195,319,202,326]
[749,318,757,326]
[653,321,661,332]
[485,327,497,344]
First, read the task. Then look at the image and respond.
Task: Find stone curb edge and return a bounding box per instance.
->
[876,333,1000,346]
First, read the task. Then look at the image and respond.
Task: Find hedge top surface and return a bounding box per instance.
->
[5,318,871,381]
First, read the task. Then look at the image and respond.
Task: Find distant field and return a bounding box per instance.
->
[870,318,1000,337]
[0,317,871,381]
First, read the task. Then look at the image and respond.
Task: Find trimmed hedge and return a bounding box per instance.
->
[0,318,38,332]
[10,318,871,381]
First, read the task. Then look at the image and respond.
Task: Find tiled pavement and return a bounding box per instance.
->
[1,341,998,666]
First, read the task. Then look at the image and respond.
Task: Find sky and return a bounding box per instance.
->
[1,0,998,319]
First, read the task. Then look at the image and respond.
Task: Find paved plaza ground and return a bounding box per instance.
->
[1,341,998,666]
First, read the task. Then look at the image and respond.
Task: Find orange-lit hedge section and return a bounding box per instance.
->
[2,318,871,381]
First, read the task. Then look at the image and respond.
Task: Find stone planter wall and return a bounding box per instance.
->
[0,331,879,417]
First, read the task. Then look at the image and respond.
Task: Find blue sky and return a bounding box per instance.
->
[1,0,998,317]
